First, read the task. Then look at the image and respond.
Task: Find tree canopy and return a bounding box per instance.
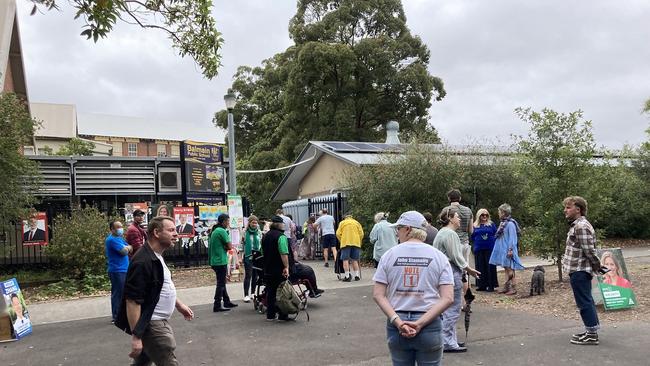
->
[214,0,445,215]
[55,137,96,156]
[30,0,223,79]
[0,93,40,224]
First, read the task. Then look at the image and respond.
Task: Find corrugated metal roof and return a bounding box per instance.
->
[77,112,226,143]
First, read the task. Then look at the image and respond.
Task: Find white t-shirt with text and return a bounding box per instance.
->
[373,242,453,313]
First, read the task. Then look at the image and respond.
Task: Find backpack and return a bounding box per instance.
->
[276,280,308,320]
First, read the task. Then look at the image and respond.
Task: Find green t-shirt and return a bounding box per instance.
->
[209,227,230,266]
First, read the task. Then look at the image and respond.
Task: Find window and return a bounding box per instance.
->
[112,142,123,156]
[170,144,180,157]
[128,143,138,157]
[157,144,167,157]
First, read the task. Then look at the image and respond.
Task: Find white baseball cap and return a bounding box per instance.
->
[390,211,427,230]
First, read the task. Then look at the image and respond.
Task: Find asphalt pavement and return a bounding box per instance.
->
[2,246,649,365]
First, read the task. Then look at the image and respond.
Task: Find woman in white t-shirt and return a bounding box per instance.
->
[373,211,454,366]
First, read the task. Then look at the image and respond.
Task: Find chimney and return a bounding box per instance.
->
[385,121,400,144]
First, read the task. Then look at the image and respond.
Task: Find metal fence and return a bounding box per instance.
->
[0,224,49,267]
[282,193,347,260]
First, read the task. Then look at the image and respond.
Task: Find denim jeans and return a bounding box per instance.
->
[386,312,443,366]
[442,265,463,349]
[108,271,126,321]
[569,271,600,332]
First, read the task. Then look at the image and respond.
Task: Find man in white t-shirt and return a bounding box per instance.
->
[373,211,454,365]
[115,216,194,365]
[314,208,337,267]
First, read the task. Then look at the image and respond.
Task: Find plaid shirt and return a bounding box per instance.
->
[561,216,601,275]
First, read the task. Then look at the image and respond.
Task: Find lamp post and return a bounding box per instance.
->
[224,92,237,195]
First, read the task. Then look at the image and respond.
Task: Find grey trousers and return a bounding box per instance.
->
[442,265,463,350]
[132,319,178,366]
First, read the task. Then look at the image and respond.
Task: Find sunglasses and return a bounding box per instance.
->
[480,214,489,217]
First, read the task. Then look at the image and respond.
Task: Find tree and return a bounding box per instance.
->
[215,0,446,214]
[56,137,95,156]
[515,107,596,282]
[30,0,223,78]
[643,98,650,114]
[0,93,40,226]
[345,142,523,259]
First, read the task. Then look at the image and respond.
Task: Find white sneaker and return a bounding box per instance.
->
[243,296,251,303]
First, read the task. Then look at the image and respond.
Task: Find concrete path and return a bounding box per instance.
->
[24,245,650,326]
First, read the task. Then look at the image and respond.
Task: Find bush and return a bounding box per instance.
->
[46,207,113,279]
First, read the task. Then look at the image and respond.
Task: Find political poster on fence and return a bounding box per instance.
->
[592,248,637,310]
[0,278,32,340]
[173,207,195,238]
[125,203,149,225]
[21,212,48,246]
[199,205,228,221]
[227,195,244,229]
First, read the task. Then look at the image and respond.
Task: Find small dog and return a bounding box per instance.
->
[529,265,545,296]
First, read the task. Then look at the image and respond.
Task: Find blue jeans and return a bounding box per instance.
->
[442,265,463,349]
[108,271,126,321]
[569,271,600,332]
[387,312,443,366]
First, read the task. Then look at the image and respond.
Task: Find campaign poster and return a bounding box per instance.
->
[592,248,637,310]
[183,141,225,193]
[153,204,172,218]
[227,195,244,229]
[1,278,32,340]
[21,212,48,246]
[199,205,228,221]
[125,203,149,225]
[173,207,195,238]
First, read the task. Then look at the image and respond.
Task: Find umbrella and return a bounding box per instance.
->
[464,287,476,341]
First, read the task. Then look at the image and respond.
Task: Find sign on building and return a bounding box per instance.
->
[183,141,224,193]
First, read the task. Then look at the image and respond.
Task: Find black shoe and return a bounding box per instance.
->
[213,306,231,312]
[315,289,325,294]
[224,302,239,308]
[571,332,598,345]
[457,342,465,348]
[444,346,467,353]
[475,288,486,291]
[342,275,352,282]
[324,262,329,267]
[354,276,361,281]
[486,287,494,292]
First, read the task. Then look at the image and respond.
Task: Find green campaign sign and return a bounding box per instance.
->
[598,283,637,310]
[592,248,637,311]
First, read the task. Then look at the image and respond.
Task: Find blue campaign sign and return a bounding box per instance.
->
[1,278,32,340]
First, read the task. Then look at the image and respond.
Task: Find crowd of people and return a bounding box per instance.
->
[102,190,607,365]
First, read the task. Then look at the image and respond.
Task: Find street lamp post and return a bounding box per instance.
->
[224,92,237,196]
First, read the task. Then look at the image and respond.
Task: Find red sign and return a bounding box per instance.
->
[21,212,48,246]
[173,207,195,238]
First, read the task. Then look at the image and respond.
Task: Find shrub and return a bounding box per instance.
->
[46,207,112,279]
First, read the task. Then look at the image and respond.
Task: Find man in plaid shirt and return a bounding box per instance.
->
[561,196,602,345]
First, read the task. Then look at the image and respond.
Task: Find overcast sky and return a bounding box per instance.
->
[16,0,650,148]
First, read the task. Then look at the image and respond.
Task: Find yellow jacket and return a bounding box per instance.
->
[336,217,364,248]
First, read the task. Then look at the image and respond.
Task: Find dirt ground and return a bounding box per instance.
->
[474,255,650,324]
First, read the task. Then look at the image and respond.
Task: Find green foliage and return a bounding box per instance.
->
[345,143,524,259]
[215,0,445,213]
[643,98,650,114]
[46,207,113,279]
[55,137,95,156]
[0,93,41,225]
[514,107,596,281]
[30,0,223,79]
[28,274,111,301]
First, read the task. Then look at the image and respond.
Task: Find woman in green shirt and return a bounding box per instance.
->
[242,215,262,303]
[209,214,239,312]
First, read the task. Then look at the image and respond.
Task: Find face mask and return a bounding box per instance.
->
[116,228,124,236]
